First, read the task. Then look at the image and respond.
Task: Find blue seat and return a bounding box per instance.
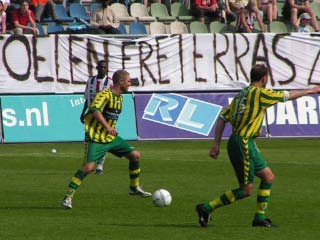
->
[55,4,75,22]
[47,22,65,34]
[90,2,102,16]
[117,23,127,34]
[129,22,147,34]
[28,22,46,35]
[69,3,91,22]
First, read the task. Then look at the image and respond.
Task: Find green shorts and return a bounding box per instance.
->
[227,134,267,185]
[85,135,134,163]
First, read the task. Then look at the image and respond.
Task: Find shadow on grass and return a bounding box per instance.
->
[107,223,201,228]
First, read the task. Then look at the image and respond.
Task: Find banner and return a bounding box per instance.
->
[135,92,320,139]
[0,94,137,143]
[0,33,320,94]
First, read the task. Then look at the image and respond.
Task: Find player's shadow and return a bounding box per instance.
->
[108,223,199,228]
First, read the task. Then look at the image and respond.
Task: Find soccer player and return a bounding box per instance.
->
[196,64,320,227]
[80,60,113,174]
[61,69,151,209]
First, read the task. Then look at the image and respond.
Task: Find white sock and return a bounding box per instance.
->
[96,156,106,171]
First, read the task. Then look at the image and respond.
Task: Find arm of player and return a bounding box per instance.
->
[209,117,226,159]
[92,111,118,136]
[289,86,320,100]
[80,100,88,123]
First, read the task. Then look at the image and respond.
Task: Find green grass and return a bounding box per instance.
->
[0,139,319,240]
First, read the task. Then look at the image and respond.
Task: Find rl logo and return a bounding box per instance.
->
[143,93,222,136]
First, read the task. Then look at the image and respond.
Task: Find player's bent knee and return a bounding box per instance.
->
[128,150,141,162]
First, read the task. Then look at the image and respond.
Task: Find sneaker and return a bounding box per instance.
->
[196,204,212,227]
[61,197,72,209]
[128,186,151,197]
[95,168,103,175]
[252,218,278,228]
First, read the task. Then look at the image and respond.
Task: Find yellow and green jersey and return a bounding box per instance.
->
[85,89,123,143]
[221,86,289,138]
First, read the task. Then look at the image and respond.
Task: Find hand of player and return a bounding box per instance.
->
[107,127,118,136]
[209,144,220,159]
[80,115,85,124]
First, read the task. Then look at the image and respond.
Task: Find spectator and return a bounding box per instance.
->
[282,0,319,32]
[293,11,313,32]
[12,0,39,35]
[257,0,277,24]
[0,0,6,34]
[90,0,121,34]
[191,0,236,23]
[30,0,59,23]
[236,0,265,32]
[3,0,16,31]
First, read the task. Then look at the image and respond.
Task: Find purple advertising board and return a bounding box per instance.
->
[135,93,320,140]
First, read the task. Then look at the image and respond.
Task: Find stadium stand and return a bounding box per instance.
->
[129,21,148,34]
[110,3,136,22]
[55,4,75,22]
[89,2,102,16]
[210,21,234,33]
[150,3,176,22]
[69,3,91,22]
[311,1,320,20]
[276,1,285,20]
[170,2,193,22]
[149,21,168,34]
[28,22,46,35]
[47,22,66,34]
[190,21,209,33]
[170,20,188,34]
[118,22,128,34]
[130,2,156,22]
[269,20,291,33]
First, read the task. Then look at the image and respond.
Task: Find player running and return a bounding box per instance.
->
[196,64,320,227]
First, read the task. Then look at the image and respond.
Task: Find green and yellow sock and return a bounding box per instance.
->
[129,161,140,189]
[254,181,272,221]
[204,188,247,213]
[65,170,87,198]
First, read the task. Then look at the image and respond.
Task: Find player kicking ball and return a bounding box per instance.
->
[196,64,320,227]
[61,69,151,209]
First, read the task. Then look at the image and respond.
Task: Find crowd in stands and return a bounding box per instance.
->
[0,0,319,35]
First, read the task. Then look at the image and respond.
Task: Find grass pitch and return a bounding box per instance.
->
[0,139,319,240]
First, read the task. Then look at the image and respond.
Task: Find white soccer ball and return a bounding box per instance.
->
[152,189,172,207]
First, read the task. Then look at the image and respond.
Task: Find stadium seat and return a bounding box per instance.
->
[69,3,91,22]
[210,21,234,33]
[311,1,320,20]
[130,3,156,22]
[149,21,168,34]
[170,2,193,22]
[269,20,290,33]
[28,22,46,35]
[90,2,102,16]
[190,21,208,33]
[276,1,285,20]
[110,3,136,22]
[170,21,188,34]
[47,22,65,34]
[55,4,74,22]
[150,3,176,22]
[117,23,127,34]
[129,22,148,34]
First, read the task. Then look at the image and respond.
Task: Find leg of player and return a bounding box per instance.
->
[252,167,277,227]
[95,155,106,174]
[196,187,249,227]
[126,150,151,197]
[61,162,96,209]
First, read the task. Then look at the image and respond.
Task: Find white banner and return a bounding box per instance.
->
[0,33,320,93]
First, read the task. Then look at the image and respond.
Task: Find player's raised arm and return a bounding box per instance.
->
[288,86,320,100]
